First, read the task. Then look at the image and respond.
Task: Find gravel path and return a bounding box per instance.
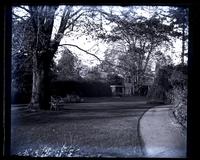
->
[140,105,186,158]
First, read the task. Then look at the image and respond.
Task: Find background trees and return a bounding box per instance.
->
[96,7,176,94]
[168,7,189,65]
[155,7,189,65]
[56,49,82,81]
[12,6,188,110]
[12,17,33,103]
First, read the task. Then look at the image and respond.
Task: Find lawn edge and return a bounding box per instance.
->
[137,104,154,157]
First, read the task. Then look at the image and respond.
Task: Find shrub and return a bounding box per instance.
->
[171,86,187,129]
[147,65,173,103]
[168,66,187,129]
[148,64,187,129]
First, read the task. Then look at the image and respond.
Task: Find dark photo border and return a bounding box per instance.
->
[1,0,198,159]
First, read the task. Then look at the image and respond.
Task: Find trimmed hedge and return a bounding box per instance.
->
[12,80,112,104]
[50,80,112,97]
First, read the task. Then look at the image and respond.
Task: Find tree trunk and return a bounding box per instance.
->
[29,53,40,109]
[40,56,51,110]
[27,6,72,110]
[181,23,185,65]
[29,51,51,110]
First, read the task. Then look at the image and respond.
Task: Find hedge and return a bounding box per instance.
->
[50,80,112,97]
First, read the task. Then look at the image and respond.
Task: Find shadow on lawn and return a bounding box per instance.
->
[11,98,168,126]
[12,105,154,126]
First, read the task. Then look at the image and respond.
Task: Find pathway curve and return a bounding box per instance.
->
[140,105,187,158]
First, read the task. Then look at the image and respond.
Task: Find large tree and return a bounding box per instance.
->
[12,6,88,110]
[97,8,175,93]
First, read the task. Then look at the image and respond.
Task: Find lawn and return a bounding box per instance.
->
[11,96,152,157]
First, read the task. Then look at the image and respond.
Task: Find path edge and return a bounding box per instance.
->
[137,104,154,157]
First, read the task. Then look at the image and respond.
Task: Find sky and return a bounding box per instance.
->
[53,6,186,68]
[13,5,188,69]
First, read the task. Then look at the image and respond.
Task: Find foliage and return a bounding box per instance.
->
[168,7,189,34]
[17,145,81,157]
[168,65,187,129]
[148,64,187,102]
[106,73,124,85]
[147,65,173,102]
[12,6,188,109]
[12,18,33,104]
[169,64,187,87]
[11,48,32,104]
[12,6,88,109]
[168,7,189,64]
[56,49,82,80]
[148,64,187,128]
[84,66,102,81]
[96,9,176,94]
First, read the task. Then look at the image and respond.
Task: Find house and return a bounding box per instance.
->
[110,82,134,96]
[110,73,154,97]
[110,79,134,97]
[110,85,124,96]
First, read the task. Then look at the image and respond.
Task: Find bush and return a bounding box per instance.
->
[148,64,187,129]
[168,66,187,129]
[171,86,187,129]
[147,65,173,103]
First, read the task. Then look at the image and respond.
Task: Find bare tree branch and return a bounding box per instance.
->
[18,6,30,13]
[59,43,102,61]
[69,7,84,19]
[65,12,84,30]
[59,43,130,71]
[12,12,27,21]
[57,6,71,33]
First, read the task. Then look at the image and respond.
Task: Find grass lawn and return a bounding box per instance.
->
[11,96,152,157]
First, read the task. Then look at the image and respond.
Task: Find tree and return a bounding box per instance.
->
[12,6,86,110]
[168,7,189,65]
[155,7,189,65]
[12,6,111,109]
[97,8,175,93]
[56,49,82,80]
[84,66,102,81]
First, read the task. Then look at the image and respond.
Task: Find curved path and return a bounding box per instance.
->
[11,97,154,157]
[140,105,186,158]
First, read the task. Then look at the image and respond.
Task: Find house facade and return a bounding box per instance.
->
[110,73,154,96]
[110,82,134,96]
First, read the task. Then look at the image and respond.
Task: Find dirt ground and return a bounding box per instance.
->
[11,96,154,157]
